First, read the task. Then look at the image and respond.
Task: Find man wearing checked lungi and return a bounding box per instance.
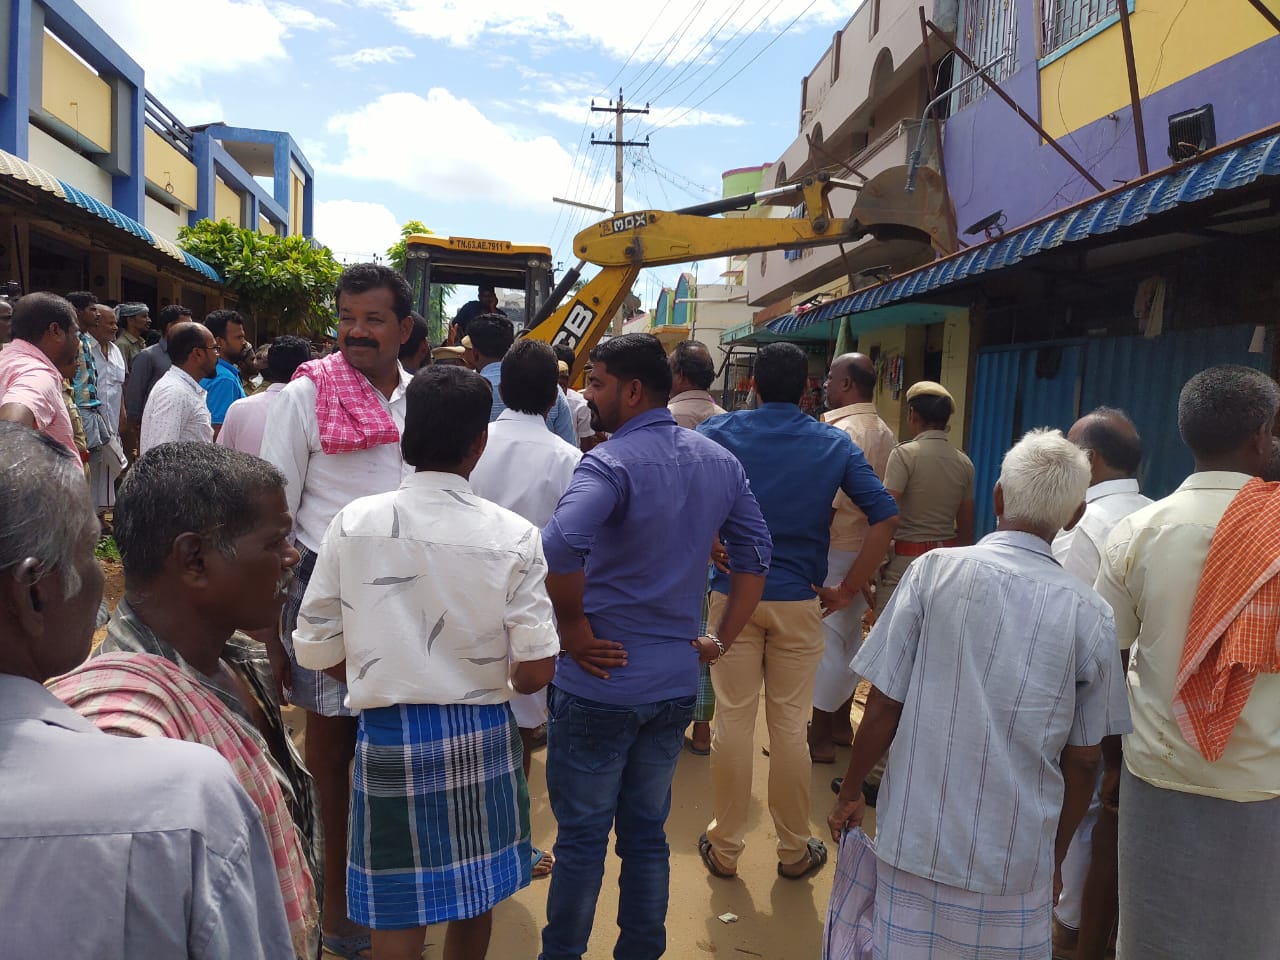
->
[294,364,561,960]
[826,429,1131,959]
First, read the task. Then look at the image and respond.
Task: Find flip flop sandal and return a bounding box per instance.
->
[688,739,711,756]
[777,837,828,880]
[698,832,737,879]
[531,846,555,879]
[321,932,372,959]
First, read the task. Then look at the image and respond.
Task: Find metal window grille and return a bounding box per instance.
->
[1041,0,1120,56]
[957,0,1018,108]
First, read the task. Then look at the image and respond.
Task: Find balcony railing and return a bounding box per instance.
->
[144,91,194,159]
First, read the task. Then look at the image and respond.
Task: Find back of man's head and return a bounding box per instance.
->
[467,314,515,361]
[553,343,576,370]
[167,322,210,366]
[115,442,286,587]
[402,365,492,469]
[589,333,673,403]
[399,311,430,362]
[754,342,808,405]
[671,340,715,391]
[500,339,559,416]
[11,292,74,343]
[1074,407,1142,477]
[265,335,311,383]
[157,304,193,336]
[204,309,244,342]
[1178,365,1280,462]
[998,428,1090,534]
[335,262,414,319]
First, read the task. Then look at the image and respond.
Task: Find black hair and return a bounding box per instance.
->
[467,313,515,360]
[399,311,430,362]
[157,304,193,335]
[908,394,952,428]
[11,292,74,342]
[553,343,576,369]
[168,323,210,365]
[401,366,492,468]
[65,291,96,312]
[1077,407,1142,476]
[115,441,286,584]
[1178,365,1280,459]
[500,339,559,415]
[204,309,244,341]
[335,262,414,319]
[265,335,311,383]
[588,333,673,402]
[670,340,715,391]
[753,342,808,404]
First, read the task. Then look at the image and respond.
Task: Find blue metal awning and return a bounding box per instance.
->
[766,127,1280,337]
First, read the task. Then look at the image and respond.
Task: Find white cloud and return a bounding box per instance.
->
[314,199,402,261]
[326,89,610,210]
[372,0,856,62]
[528,99,744,129]
[271,3,337,29]
[331,45,415,68]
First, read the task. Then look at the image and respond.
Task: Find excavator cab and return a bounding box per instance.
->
[402,235,555,341]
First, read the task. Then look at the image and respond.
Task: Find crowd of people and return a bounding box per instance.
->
[0,264,1277,960]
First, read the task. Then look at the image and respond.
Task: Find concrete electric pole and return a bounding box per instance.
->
[591,89,650,214]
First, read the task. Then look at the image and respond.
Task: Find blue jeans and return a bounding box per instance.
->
[540,685,696,960]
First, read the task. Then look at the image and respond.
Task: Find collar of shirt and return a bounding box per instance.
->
[670,389,715,405]
[2,337,59,376]
[264,381,286,395]
[495,408,548,428]
[979,528,1054,558]
[118,330,142,347]
[216,357,239,378]
[914,429,950,441]
[402,469,472,496]
[1086,477,1141,502]
[610,405,677,438]
[171,365,206,394]
[480,361,501,378]
[822,401,878,423]
[1176,470,1253,492]
[0,673,99,731]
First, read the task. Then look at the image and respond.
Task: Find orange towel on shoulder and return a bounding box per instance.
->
[1173,478,1280,762]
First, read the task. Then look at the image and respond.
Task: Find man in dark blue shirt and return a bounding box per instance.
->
[697,341,898,882]
[540,334,772,960]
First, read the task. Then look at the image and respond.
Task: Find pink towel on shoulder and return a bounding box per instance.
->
[292,351,399,454]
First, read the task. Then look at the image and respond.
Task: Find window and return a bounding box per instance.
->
[1042,0,1121,57]
[956,0,1018,108]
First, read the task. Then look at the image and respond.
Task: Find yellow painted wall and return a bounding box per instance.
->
[258,215,276,236]
[1041,1,1274,139]
[939,311,971,450]
[41,33,112,152]
[143,128,198,209]
[290,173,303,236]
[215,178,241,225]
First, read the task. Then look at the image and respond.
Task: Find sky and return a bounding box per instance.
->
[78,0,865,309]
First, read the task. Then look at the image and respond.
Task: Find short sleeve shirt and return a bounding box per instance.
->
[884,430,975,542]
[0,338,76,453]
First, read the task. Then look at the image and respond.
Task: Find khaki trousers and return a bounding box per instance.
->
[706,592,824,868]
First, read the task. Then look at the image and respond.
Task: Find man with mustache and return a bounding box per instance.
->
[201,310,250,439]
[51,440,319,958]
[260,262,414,960]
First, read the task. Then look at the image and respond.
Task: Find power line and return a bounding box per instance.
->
[626,0,712,101]
[643,0,760,106]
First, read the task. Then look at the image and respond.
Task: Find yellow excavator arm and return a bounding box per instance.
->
[523,165,954,381]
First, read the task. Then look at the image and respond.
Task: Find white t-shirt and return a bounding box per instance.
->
[563,387,594,440]
[1052,478,1152,585]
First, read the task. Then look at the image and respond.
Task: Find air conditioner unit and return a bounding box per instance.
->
[1167,105,1216,162]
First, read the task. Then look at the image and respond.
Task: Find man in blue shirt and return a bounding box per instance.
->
[468,314,578,446]
[697,341,898,883]
[201,309,248,436]
[540,334,772,960]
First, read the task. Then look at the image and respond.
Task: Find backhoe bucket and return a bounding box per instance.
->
[849,165,957,255]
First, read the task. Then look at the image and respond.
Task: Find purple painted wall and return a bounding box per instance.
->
[943,7,1280,236]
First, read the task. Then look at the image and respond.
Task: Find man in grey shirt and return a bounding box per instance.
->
[0,421,293,959]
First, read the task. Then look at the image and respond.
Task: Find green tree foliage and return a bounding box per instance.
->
[178,219,342,336]
[387,220,454,341]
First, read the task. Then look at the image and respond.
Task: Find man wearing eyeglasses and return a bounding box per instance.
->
[140,322,218,454]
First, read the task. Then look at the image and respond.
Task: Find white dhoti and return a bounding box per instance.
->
[1052,771,1103,930]
[813,548,867,712]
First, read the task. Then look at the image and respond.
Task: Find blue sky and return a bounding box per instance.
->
[80,0,864,308]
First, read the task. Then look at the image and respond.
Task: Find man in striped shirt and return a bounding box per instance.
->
[828,428,1131,958]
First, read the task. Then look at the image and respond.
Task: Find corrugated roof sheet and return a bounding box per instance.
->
[0,148,221,283]
[766,129,1280,336]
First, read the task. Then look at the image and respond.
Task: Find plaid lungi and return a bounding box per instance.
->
[823,827,877,960]
[873,860,1051,959]
[280,543,354,717]
[349,702,532,929]
[693,572,716,723]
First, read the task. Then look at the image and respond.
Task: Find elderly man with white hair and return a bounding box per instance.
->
[825,428,1132,959]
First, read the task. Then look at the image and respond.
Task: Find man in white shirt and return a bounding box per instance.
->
[87,304,127,516]
[139,322,217,454]
[1050,406,1152,958]
[1095,366,1280,960]
[259,263,414,958]
[218,336,311,457]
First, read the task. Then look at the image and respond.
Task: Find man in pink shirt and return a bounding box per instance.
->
[217,336,312,456]
[0,293,80,454]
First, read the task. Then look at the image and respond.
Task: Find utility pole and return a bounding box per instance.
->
[591,89,650,214]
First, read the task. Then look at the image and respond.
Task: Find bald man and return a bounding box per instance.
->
[809,353,896,761]
[1051,406,1151,958]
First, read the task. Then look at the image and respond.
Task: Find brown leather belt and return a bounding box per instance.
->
[893,538,957,558]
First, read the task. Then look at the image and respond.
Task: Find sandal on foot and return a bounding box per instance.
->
[688,739,711,757]
[777,837,828,880]
[531,846,555,878]
[698,832,737,879]
[321,932,372,959]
